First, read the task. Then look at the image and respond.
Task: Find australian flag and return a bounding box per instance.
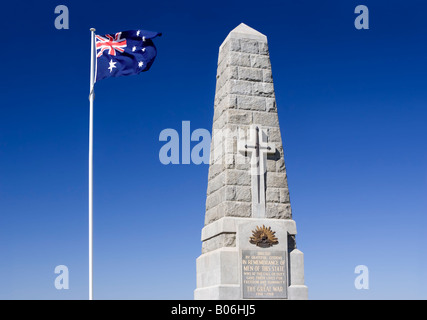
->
[95,29,161,82]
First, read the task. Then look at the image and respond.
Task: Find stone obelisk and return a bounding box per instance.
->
[194,23,308,300]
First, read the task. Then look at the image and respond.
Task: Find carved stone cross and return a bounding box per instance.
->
[238,125,276,218]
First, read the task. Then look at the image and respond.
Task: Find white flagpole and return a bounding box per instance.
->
[89,27,96,301]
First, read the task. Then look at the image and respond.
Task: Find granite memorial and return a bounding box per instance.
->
[194,23,308,300]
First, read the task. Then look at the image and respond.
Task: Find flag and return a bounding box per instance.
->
[95,29,161,82]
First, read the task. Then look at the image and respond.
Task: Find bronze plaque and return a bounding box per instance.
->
[242,250,287,299]
[249,225,279,248]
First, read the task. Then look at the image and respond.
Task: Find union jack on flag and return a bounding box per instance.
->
[96,33,127,58]
[95,29,161,82]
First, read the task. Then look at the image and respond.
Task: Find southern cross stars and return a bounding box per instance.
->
[133,46,145,52]
[105,29,148,74]
[108,59,117,73]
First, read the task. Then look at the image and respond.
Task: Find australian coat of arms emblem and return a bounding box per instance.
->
[249,225,279,248]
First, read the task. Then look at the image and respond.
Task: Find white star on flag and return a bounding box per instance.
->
[136,30,140,36]
[108,59,117,73]
[132,46,136,52]
[138,61,144,67]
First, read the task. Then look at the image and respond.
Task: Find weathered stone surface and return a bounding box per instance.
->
[196,23,307,300]
[227,109,253,125]
[266,188,280,203]
[240,39,259,54]
[234,186,251,202]
[266,97,277,112]
[253,111,280,127]
[229,52,251,67]
[205,188,225,211]
[252,82,275,97]
[229,79,252,95]
[207,22,290,225]
[266,172,288,188]
[258,41,269,55]
[238,67,263,82]
[266,158,277,172]
[266,202,292,219]
[236,95,266,111]
[268,127,282,142]
[225,169,251,186]
[201,233,236,253]
[207,171,225,195]
[280,188,290,203]
[250,55,271,69]
[263,69,273,83]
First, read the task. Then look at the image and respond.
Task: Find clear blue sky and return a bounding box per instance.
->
[0,0,426,299]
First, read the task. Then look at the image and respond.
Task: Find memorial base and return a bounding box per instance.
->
[194,217,308,300]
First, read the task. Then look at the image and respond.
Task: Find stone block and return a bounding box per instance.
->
[276,157,286,173]
[280,188,290,203]
[196,248,239,288]
[258,41,269,55]
[236,95,266,111]
[266,188,280,203]
[207,171,225,195]
[266,172,287,188]
[225,169,251,186]
[229,79,252,95]
[263,69,273,83]
[266,97,277,112]
[202,233,236,253]
[229,38,241,52]
[290,249,305,285]
[205,188,225,210]
[223,201,252,218]
[250,55,271,69]
[265,202,292,219]
[204,206,222,225]
[235,185,251,202]
[238,67,263,82]
[212,110,227,129]
[227,109,253,125]
[240,39,259,54]
[229,52,251,67]
[266,158,277,172]
[268,127,282,142]
[288,285,308,300]
[253,111,280,127]
[253,82,275,97]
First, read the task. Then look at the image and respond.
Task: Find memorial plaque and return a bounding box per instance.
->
[242,250,287,299]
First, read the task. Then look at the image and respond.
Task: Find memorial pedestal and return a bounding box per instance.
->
[195,217,307,300]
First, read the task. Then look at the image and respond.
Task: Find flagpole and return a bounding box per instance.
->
[89,27,96,301]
